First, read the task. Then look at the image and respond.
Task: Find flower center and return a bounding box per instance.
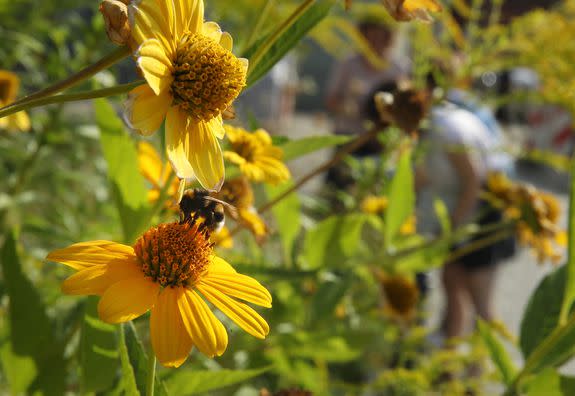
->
[171,33,246,121]
[133,219,213,287]
[232,139,259,162]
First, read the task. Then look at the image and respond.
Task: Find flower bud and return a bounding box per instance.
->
[99,0,132,46]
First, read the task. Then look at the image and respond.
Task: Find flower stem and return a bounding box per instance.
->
[0,81,143,118]
[3,46,131,111]
[146,341,156,396]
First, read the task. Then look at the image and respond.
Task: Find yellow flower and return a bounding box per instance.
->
[360,195,389,215]
[0,70,30,132]
[125,0,248,191]
[399,215,417,235]
[137,141,180,204]
[216,177,268,240]
[212,226,233,249]
[47,218,271,368]
[224,126,290,185]
[377,271,419,322]
[380,0,442,22]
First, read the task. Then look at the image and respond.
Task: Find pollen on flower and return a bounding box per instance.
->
[133,218,213,287]
[172,33,246,121]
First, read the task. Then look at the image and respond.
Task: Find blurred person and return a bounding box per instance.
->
[417,75,509,339]
[324,20,409,187]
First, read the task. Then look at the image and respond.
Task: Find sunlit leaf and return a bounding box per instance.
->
[560,157,575,324]
[477,319,516,385]
[385,149,414,247]
[280,135,353,161]
[164,366,272,395]
[266,181,300,264]
[95,99,150,244]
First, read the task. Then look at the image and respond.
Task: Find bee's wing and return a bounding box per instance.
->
[204,196,239,219]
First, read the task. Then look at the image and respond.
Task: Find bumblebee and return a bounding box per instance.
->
[179,188,236,233]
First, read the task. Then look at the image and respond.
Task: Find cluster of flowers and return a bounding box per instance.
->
[485,172,566,264]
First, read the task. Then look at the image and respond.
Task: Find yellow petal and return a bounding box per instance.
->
[137,141,164,186]
[253,129,272,145]
[0,70,20,103]
[223,151,247,167]
[165,106,195,179]
[47,241,135,270]
[404,0,442,12]
[201,272,272,307]
[137,38,173,95]
[187,118,225,191]
[125,85,171,136]
[9,111,31,132]
[208,256,237,274]
[61,258,141,296]
[203,21,222,42]
[130,0,175,55]
[219,32,233,51]
[98,275,159,323]
[178,288,228,357]
[196,283,270,339]
[174,0,204,37]
[150,287,194,368]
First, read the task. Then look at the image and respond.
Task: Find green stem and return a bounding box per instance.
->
[3,46,131,112]
[247,0,314,78]
[244,0,276,50]
[146,341,156,396]
[0,81,143,118]
[506,312,575,395]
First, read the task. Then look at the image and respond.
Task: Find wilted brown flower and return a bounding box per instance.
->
[99,0,132,46]
[374,87,429,135]
[374,270,420,321]
[260,389,313,396]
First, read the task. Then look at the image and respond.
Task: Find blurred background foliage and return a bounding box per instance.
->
[2,0,575,395]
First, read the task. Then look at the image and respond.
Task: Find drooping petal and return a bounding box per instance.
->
[196,283,269,339]
[130,0,175,55]
[47,241,135,270]
[125,85,171,136]
[219,32,233,51]
[187,118,225,191]
[98,276,159,323]
[61,257,141,296]
[150,286,194,368]
[177,288,228,357]
[165,106,194,179]
[203,21,222,42]
[137,38,173,95]
[200,272,272,307]
[208,256,237,274]
[137,141,163,188]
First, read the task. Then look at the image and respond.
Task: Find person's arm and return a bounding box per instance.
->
[446,150,481,227]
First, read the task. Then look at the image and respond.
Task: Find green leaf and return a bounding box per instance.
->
[1,231,66,396]
[0,333,37,394]
[520,265,568,360]
[477,319,517,385]
[245,0,335,86]
[95,99,150,243]
[120,322,168,396]
[525,368,562,396]
[266,181,301,264]
[309,275,352,324]
[164,366,272,395]
[560,157,575,324]
[303,214,366,269]
[385,149,414,247]
[280,135,353,162]
[291,335,360,363]
[80,297,119,393]
[232,264,317,279]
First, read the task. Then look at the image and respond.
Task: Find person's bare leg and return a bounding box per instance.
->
[465,265,497,322]
[442,261,470,338]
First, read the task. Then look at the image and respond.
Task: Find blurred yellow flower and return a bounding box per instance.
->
[137,141,180,204]
[224,126,291,185]
[212,226,233,249]
[125,0,248,191]
[375,270,419,322]
[216,177,268,241]
[360,195,389,215]
[47,217,271,368]
[0,70,30,132]
[381,0,442,22]
[399,215,417,235]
